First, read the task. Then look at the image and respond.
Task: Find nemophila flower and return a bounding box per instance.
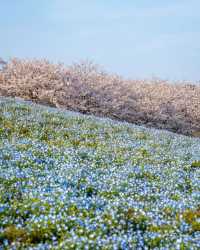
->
[0,205,7,213]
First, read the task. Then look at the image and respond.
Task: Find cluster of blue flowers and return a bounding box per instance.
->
[0,97,200,249]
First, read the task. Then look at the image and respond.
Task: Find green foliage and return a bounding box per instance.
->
[191,161,200,168]
[181,208,200,233]
[0,225,28,243]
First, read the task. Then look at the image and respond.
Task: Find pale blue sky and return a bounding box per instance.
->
[0,0,200,80]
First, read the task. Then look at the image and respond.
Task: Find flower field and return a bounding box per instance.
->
[0,97,200,249]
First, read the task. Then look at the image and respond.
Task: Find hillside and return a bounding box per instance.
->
[0,58,200,137]
[0,97,200,249]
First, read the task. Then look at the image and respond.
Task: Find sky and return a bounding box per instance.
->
[0,0,200,81]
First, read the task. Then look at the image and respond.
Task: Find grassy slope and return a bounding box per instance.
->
[0,97,200,249]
